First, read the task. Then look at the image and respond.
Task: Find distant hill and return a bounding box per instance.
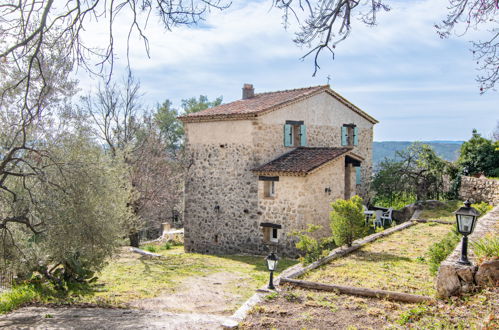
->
[373,141,463,167]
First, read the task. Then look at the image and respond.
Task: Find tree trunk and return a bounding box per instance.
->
[129,232,140,247]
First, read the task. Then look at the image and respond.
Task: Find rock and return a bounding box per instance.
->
[436,264,462,298]
[456,266,476,283]
[475,259,499,287]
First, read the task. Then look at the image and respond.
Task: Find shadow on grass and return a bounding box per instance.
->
[347,250,413,263]
[214,255,299,274]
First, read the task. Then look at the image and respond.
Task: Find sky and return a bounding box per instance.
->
[78,0,499,141]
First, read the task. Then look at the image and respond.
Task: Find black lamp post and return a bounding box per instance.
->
[454,200,480,265]
[266,252,279,290]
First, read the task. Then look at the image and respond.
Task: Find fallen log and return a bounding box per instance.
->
[129,247,163,258]
[281,278,434,304]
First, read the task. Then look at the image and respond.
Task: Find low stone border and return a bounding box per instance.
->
[436,205,499,298]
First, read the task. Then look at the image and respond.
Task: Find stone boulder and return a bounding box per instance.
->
[475,259,499,287]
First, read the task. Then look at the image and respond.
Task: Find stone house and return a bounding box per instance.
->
[179,84,378,257]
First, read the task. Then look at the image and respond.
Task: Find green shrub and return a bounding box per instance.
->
[427,228,461,274]
[0,285,39,314]
[397,305,429,325]
[472,202,493,217]
[161,242,172,250]
[291,225,336,265]
[471,234,499,263]
[143,245,158,253]
[330,196,367,247]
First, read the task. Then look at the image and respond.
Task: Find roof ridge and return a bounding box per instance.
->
[255,85,328,96]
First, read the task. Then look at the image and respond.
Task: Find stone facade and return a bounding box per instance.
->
[182,87,376,257]
[458,176,499,205]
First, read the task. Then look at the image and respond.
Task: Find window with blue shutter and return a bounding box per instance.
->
[300,125,307,146]
[284,124,293,147]
[284,121,306,147]
[356,166,361,185]
[341,126,348,146]
[353,127,358,146]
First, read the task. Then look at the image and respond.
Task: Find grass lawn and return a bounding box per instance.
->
[301,222,453,297]
[75,245,297,309]
[242,286,498,329]
[0,245,297,314]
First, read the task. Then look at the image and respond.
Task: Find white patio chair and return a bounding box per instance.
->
[380,208,394,227]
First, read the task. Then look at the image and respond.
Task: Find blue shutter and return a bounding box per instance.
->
[356,166,361,185]
[300,125,307,146]
[353,127,359,146]
[341,126,347,146]
[284,124,292,147]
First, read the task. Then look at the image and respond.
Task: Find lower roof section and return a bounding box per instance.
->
[251,147,358,177]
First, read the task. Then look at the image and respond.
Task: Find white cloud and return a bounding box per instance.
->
[75,0,499,141]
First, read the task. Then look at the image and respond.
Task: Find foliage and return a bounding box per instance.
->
[330,196,367,247]
[1,133,133,286]
[291,225,336,265]
[458,129,499,177]
[154,95,222,154]
[372,143,451,202]
[397,305,429,325]
[427,229,461,275]
[471,234,499,263]
[0,284,41,314]
[472,201,493,216]
[373,141,462,167]
[372,193,416,210]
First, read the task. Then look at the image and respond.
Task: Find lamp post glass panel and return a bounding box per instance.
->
[454,200,480,265]
[266,253,279,290]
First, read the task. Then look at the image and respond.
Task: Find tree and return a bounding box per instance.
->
[493,121,499,141]
[273,0,498,92]
[80,74,185,247]
[0,40,77,244]
[458,129,499,177]
[330,195,367,247]
[372,143,450,203]
[155,95,222,154]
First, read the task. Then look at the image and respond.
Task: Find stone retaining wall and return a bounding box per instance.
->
[458,176,499,205]
[436,205,499,298]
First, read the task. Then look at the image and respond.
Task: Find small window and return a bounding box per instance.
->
[260,223,282,243]
[341,124,358,146]
[264,181,276,198]
[284,121,306,147]
[270,228,279,243]
[356,166,361,185]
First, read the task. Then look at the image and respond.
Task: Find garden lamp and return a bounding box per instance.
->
[266,252,279,290]
[454,200,480,265]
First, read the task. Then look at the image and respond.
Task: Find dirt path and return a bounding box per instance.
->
[0,306,232,329]
[0,272,247,329]
[130,272,245,314]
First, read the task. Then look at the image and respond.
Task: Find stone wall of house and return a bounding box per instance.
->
[183,120,266,255]
[257,92,374,177]
[257,157,347,257]
[182,91,375,256]
[458,176,499,205]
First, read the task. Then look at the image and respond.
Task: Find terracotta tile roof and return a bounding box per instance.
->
[179,85,327,120]
[252,147,352,176]
[179,85,378,124]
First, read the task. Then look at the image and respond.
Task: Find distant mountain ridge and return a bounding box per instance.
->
[373,141,463,167]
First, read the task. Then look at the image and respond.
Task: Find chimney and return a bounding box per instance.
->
[242,83,254,99]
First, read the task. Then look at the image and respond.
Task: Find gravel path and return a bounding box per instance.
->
[0,306,231,329]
